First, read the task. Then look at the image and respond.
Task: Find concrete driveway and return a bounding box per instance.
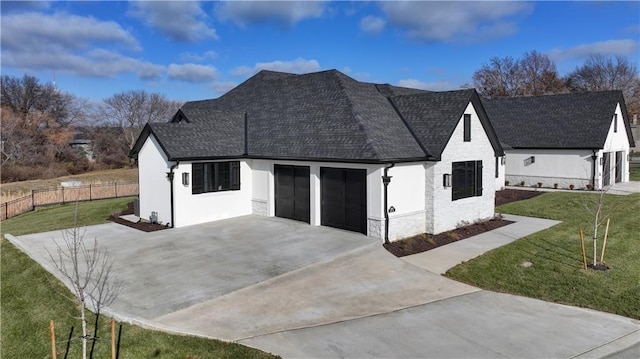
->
[7,215,639,358]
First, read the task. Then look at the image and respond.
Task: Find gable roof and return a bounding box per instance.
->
[483,90,635,149]
[390,89,502,159]
[130,69,503,162]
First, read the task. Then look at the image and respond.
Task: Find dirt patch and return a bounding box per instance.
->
[495,189,545,206]
[108,201,169,232]
[384,218,513,257]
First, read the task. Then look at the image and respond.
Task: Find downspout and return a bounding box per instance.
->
[591,149,598,190]
[167,161,179,228]
[382,163,395,244]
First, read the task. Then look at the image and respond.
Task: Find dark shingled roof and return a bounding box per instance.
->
[130,69,503,162]
[483,91,634,149]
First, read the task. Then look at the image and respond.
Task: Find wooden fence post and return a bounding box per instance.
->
[32,190,35,209]
[89,184,92,202]
[50,320,57,359]
[115,183,118,198]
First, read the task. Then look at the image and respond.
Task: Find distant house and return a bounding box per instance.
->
[484,91,635,190]
[130,69,504,241]
[69,128,94,161]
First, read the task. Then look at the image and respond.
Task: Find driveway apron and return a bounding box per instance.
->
[7,214,639,358]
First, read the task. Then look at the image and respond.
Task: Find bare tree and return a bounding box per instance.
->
[519,51,567,96]
[567,54,640,116]
[47,202,122,359]
[98,90,183,149]
[473,56,524,98]
[473,52,567,98]
[1,74,86,127]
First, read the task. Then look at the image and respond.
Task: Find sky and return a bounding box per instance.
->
[1,1,639,103]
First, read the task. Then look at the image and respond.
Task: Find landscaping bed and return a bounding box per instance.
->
[108,201,169,232]
[385,189,544,257]
[495,188,545,206]
[384,217,513,257]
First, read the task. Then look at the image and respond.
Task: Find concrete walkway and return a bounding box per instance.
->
[403,214,561,274]
[6,214,639,358]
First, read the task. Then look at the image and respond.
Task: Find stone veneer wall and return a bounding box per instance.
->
[252,199,269,216]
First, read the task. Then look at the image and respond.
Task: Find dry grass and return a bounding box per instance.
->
[1,168,138,202]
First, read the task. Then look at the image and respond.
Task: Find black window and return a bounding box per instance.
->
[463,114,471,142]
[192,161,240,194]
[614,114,618,133]
[452,160,483,200]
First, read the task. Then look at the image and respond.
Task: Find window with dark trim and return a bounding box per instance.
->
[452,160,483,200]
[463,114,471,142]
[192,161,240,194]
[614,114,618,133]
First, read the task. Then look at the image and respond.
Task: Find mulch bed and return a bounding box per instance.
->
[384,218,513,257]
[495,188,545,206]
[108,201,169,232]
[385,189,544,257]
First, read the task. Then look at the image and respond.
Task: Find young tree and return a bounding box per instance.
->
[48,202,121,359]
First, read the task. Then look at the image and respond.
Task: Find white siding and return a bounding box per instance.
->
[496,155,506,190]
[504,103,631,189]
[504,149,593,189]
[599,103,631,186]
[172,160,253,227]
[137,135,172,225]
[428,102,497,234]
[385,163,426,241]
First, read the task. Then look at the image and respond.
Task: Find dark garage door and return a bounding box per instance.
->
[321,167,367,234]
[275,165,310,223]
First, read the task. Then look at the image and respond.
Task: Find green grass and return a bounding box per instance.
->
[446,192,640,319]
[1,198,277,358]
[630,163,640,181]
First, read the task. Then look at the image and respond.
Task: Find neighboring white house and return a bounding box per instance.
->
[484,91,635,190]
[130,69,504,242]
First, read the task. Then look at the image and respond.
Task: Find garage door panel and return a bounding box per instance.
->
[321,168,367,234]
[275,165,310,223]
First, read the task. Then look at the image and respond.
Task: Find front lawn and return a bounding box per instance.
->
[1,198,277,358]
[446,192,640,319]
[630,162,640,181]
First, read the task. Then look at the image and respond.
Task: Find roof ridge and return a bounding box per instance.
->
[334,72,387,160]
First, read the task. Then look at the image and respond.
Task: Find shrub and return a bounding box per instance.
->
[520,180,525,186]
[537,182,542,188]
[553,183,558,189]
[569,184,575,190]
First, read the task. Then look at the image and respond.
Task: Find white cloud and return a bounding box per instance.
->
[1,12,140,52]
[397,79,458,91]
[168,63,218,82]
[379,2,533,42]
[547,39,640,62]
[232,58,321,76]
[217,1,325,27]
[179,50,218,62]
[360,15,385,34]
[0,11,165,80]
[128,1,217,42]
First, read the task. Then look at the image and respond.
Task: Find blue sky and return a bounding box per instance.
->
[1,1,639,103]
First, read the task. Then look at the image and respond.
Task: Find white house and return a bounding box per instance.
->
[484,91,635,190]
[130,70,504,242]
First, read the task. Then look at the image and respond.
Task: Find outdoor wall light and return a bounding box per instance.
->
[600,157,604,165]
[182,172,189,186]
[443,173,451,187]
[501,156,506,165]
